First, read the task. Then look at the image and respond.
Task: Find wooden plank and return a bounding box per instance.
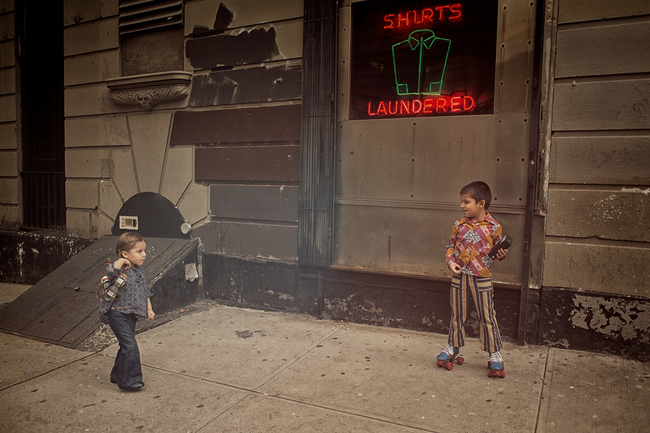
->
[195,145,300,183]
[21,289,100,342]
[0,236,199,347]
[171,104,301,145]
[550,136,650,185]
[556,21,650,78]
[189,62,302,107]
[546,188,650,242]
[144,239,198,285]
[209,185,299,222]
[558,0,650,24]
[552,78,650,131]
[0,237,114,332]
[543,241,650,297]
[60,313,100,347]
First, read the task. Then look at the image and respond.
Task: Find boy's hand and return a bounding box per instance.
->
[448,262,462,275]
[147,299,155,320]
[496,248,508,261]
[114,258,131,270]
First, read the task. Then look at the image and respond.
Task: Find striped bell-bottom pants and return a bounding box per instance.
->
[447,273,503,353]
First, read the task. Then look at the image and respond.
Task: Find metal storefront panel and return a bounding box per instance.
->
[333,203,524,284]
[334,0,537,284]
[337,114,529,205]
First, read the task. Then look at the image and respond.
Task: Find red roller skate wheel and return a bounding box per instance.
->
[487,367,505,378]
[436,359,444,368]
[456,356,464,365]
[444,362,453,371]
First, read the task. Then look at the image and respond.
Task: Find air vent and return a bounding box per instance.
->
[119,0,183,38]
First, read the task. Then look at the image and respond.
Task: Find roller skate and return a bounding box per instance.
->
[436,346,464,371]
[487,351,505,378]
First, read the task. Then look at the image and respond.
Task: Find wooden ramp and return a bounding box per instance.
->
[0,236,199,348]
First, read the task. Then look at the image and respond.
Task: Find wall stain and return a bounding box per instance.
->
[186,27,280,69]
[570,294,650,343]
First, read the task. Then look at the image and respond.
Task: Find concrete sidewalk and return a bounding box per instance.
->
[0,302,647,433]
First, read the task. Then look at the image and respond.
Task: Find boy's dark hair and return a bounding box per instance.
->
[460,181,492,210]
[115,232,146,258]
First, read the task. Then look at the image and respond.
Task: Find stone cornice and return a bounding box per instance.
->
[106,71,192,110]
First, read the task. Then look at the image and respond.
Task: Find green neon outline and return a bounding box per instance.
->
[391,29,451,96]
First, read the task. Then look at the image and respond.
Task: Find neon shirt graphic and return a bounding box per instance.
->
[391,29,451,96]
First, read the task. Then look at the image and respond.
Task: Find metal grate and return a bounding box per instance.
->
[119,0,183,38]
[22,171,66,231]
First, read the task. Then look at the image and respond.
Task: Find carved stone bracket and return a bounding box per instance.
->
[106,71,192,110]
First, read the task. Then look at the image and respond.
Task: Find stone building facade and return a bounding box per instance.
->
[0,0,648,359]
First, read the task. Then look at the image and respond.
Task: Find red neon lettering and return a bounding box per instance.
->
[435,6,449,21]
[423,99,434,114]
[450,4,462,21]
[367,96,475,117]
[384,4,462,30]
[383,14,395,29]
[450,96,462,112]
[422,8,434,23]
[412,10,423,25]
[463,96,475,111]
[397,11,410,28]
[412,99,422,113]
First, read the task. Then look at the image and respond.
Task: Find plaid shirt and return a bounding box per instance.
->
[445,213,503,277]
[99,263,151,318]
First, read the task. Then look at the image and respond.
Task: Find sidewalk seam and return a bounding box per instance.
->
[254,323,347,390]
[534,346,551,433]
[0,351,98,392]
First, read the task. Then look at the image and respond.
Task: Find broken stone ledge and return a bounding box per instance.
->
[106,71,192,110]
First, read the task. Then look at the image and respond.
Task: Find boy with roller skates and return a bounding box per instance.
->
[437,181,509,378]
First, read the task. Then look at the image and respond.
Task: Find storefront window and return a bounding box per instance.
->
[350,0,498,119]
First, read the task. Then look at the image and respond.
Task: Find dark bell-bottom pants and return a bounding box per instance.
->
[107,309,143,387]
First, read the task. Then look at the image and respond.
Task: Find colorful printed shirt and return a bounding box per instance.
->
[445,213,503,277]
[99,263,151,318]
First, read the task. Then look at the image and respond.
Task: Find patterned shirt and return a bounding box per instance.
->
[99,263,151,318]
[445,213,503,277]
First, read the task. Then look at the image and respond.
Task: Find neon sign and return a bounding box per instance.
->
[383,4,462,30]
[350,0,498,120]
[392,29,451,95]
[367,96,475,117]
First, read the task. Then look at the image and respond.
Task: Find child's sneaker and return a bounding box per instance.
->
[487,351,505,378]
[436,346,464,371]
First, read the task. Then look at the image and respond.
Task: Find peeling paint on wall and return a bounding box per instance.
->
[570,294,650,343]
[186,27,280,69]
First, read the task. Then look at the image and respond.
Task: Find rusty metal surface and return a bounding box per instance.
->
[333,1,537,281]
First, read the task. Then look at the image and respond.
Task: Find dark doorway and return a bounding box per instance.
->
[18,1,65,231]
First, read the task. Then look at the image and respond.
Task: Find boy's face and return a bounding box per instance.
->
[122,241,147,266]
[460,193,486,220]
